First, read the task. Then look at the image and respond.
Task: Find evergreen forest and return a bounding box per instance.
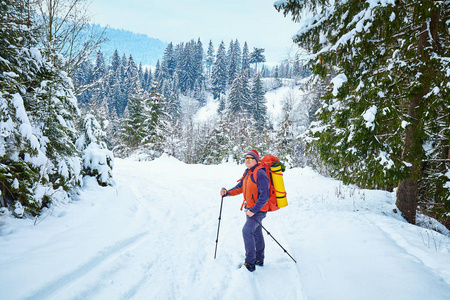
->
[1,0,449,230]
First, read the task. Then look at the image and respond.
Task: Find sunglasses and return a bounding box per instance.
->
[245,157,255,161]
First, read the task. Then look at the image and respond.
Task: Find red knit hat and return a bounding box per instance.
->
[246,149,260,161]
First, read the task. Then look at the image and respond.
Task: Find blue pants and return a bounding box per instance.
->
[242,211,267,264]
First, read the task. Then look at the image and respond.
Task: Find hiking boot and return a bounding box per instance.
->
[255,259,264,266]
[244,262,255,272]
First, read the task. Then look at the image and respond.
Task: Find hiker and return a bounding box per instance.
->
[220,149,270,272]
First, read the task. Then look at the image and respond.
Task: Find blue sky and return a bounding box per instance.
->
[89,0,300,64]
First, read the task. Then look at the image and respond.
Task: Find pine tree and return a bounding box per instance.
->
[92,50,106,82]
[115,54,129,116]
[125,54,140,95]
[242,42,250,74]
[161,42,176,79]
[226,40,234,71]
[193,39,204,89]
[142,84,169,156]
[111,49,121,73]
[234,39,242,74]
[91,50,108,109]
[276,0,450,225]
[228,71,251,115]
[142,68,152,91]
[1,0,42,214]
[154,60,163,88]
[228,43,239,85]
[115,90,148,158]
[228,77,243,114]
[252,72,267,131]
[249,48,266,75]
[76,114,114,186]
[178,41,196,94]
[206,40,215,78]
[1,0,83,216]
[211,41,227,100]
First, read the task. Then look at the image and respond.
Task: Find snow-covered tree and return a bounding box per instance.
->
[211,41,227,100]
[228,41,239,85]
[249,48,266,74]
[141,84,169,157]
[76,114,114,186]
[241,42,250,74]
[206,40,215,78]
[251,72,267,131]
[116,91,149,155]
[1,0,83,216]
[228,71,251,115]
[161,42,176,79]
[276,0,450,225]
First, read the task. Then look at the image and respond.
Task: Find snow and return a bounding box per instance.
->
[390,12,396,22]
[82,143,114,186]
[424,87,440,98]
[362,105,377,130]
[377,151,394,169]
[445,171,450,190]
[193,95,219,125]
[12,93,40,150]
[28,47,43,63]
[273,0,290,7]
[265,82,306,130]
[0,156,449,299]
[12,178,19,189]
[330,73,348,96]
[13,202,24,218]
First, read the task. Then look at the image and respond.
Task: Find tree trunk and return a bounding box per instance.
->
[396,4,440,224]
[396,91,422,224]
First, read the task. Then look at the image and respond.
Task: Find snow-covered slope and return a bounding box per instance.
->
[1,156,449,299]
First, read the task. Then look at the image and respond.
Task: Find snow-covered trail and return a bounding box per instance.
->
[1,156,450,300]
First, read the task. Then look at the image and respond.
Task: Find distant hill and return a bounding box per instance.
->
[89,24,167,66]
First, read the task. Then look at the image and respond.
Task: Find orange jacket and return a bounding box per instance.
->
[227,164,270,212]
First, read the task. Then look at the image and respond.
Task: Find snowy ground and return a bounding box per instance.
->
[1,156,450,300]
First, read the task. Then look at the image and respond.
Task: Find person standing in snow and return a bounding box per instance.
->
[220,149,270,272]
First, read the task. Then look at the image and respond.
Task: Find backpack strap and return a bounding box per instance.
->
[268,167,287,197]
[237,169,248,182]
[250,164,265,183]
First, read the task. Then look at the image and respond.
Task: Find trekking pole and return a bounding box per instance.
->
[214,195,225,259]
[252,216,297,263]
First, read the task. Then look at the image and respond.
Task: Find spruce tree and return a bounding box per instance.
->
[228,71,251,115]
[252,72,267,131]
[111,49,121,73]
[1,0,83,216]
[117,91,148,152]
[193,39,204,90]
[234,39,242,74]
[276,0,450,225]
[92,50,106,82]
[206,40,215,78]
[161,42,176,79]
[142,84,169,156]
[242,42,250,74]
[211,41,227,100]
[76,114,114,186]
[228,42,239,85]
[1,0,42,214]
[249,48,266,75]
